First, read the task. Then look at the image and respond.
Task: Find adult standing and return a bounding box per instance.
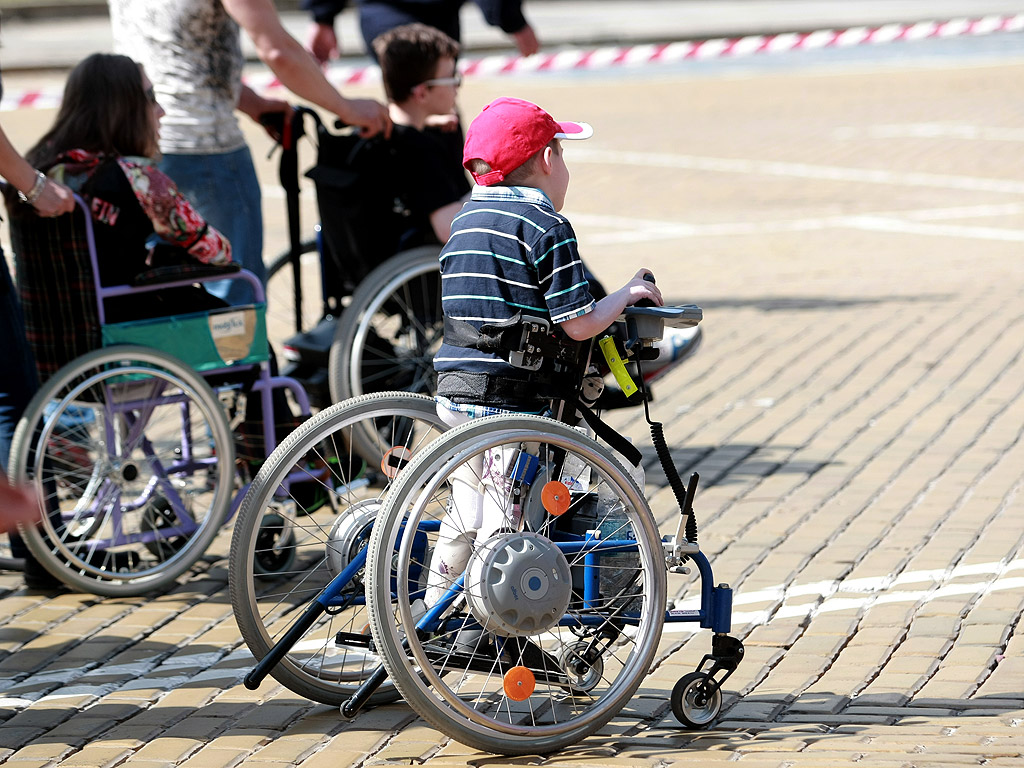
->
[0,59,75,590]
[108,0,391,305]
[302,0,539,66]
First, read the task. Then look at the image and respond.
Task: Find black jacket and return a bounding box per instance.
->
[302,0,527,36]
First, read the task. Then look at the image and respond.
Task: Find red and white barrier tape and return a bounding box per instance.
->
[3,14,1022,110]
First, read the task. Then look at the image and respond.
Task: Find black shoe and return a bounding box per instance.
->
[22,557,64,591]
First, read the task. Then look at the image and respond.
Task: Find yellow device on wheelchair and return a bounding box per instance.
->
[598,334,638,398]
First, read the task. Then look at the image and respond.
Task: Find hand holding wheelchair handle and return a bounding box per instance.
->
[623,271,664,354]
[636,271,658,308]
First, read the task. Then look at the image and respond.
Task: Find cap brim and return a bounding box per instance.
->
[554,121,593,140]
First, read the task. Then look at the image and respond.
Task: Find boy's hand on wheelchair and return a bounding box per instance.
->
[626,269,663,307]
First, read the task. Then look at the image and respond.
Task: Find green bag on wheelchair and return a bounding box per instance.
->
[101,303,269,372]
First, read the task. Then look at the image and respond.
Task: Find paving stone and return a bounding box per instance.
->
[175,747,249,768]
[117,737,202,764]
[0,726,48,750]
[55,744,136,768]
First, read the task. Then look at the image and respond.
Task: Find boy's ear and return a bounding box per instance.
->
[539,146,554,175]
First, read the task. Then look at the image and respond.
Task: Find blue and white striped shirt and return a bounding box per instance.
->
[434,185,595,399]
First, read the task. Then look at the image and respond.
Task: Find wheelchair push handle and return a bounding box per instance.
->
[259,106,327,153]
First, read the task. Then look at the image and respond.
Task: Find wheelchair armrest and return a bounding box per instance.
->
[621,304,702,328]
[131,262,241,287]
[620,305,703,354]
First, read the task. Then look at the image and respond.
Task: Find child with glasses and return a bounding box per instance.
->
[371,23,472,245]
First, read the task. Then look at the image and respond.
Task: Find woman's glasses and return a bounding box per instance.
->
[145,86,157,104]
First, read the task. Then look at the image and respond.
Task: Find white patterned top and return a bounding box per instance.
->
[109,0,246,154]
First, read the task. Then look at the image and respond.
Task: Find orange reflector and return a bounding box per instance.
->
[503,666,535,701]
[541,481,571,516]
[381,446,413,479]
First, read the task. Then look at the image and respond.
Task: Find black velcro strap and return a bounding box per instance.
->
[444,315,502,352]
[576,402,642,468]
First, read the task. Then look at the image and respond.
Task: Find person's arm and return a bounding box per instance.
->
[560,269,662,341]
[118,159,232,265]
[473,0,539,56]
[0,124,74,217]
[223,0,390,137]
[429,194,469,244]
[301,0,349,65]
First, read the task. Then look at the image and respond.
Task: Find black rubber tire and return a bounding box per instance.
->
[671,671,722,728]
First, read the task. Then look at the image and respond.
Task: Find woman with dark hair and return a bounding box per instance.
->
[7,53,232,381]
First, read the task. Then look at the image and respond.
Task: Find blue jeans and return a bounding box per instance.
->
[0,255,40,564]
[0,256,38,474]
[159,145,265,305]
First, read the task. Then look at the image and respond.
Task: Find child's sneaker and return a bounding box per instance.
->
[641,325,703,384]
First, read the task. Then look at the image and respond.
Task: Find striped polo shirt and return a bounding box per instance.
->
[434,185,596,399]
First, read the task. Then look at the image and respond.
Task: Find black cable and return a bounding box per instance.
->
[636,341,698,545]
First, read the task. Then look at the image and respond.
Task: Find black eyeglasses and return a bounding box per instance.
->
[421,73,462,88]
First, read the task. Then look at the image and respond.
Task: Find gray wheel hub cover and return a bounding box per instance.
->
[465,532,572,637]
[325,499,379,579]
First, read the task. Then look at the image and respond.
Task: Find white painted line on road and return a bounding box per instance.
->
[666,557,1024,634]
[900,203,1024,220]
[571,202,1024,246]
[843,215,1024,242]
[572,148,1024,196]
[834,123,1024,143]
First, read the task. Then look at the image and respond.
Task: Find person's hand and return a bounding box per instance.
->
[33,178,75,218]
[254,98,292,142]
[624,269,663,307]
[0,481,40,534]
[306,22,339,67]
[425,112,460,133]
[338,98,392,139]
[511,24,540,57]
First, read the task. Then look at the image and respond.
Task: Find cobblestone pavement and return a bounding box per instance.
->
[1,41,1023,767]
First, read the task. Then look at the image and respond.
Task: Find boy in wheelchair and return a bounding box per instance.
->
[425,96,665,604]
[301,22,470,300]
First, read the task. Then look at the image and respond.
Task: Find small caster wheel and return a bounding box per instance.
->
[671,671,721,728]
[253,513,297,577]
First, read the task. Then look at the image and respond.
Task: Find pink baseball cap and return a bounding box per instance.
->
[462,97,593,186]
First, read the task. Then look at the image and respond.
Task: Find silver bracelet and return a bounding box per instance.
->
[17,170,47,206]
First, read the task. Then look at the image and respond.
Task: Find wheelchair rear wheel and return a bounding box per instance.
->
[327,246,442,420]
[10,346,235,596]
[229,391,447,705]
[365,414,666,755]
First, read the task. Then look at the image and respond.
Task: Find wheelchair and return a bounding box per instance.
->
[264,107,443,424]
[228,390,448,705]
[7,196,312,596]
[230,294,744,754]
